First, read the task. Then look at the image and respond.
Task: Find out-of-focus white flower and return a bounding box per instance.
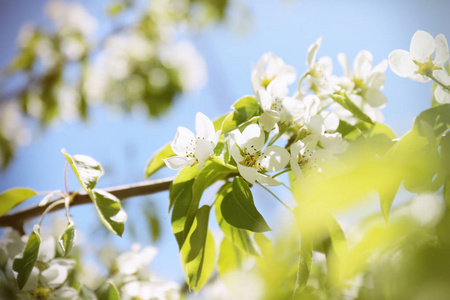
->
[251,52,296,97]
[290,114,347,178]
[389,30,449,81]
[45,0,97,37]
[116,244,158,276]
[0,101,31,147]
[304,38,334,96]
[61,37,85,61]
[433,69,450,103]
[58,85,80,122]
[229,124,289,185]
[338,50,388,108]
[410,194,444,226]
[160,40,207,91]
[164,112,220,169]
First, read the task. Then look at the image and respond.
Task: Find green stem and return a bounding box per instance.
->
[297,72,309,91]
[257,183,293,213]
[39,199,66,227]
[428,73,450,93]
[272,168,291,178]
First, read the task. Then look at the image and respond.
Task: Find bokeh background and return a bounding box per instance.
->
[1,0,449,283]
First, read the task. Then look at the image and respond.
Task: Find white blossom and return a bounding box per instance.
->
[433,69,450,103]
[229,124,289,185]
[251,52,296,97]
[389,30,449,81]
[164,112,220,169]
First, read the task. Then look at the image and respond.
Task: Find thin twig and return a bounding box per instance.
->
[0,177,174,231]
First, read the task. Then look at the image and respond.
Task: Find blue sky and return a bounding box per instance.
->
[1,0,450,282]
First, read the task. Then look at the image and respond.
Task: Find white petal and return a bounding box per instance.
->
[353,50,373,79]
[267,78,289,98]
[364,89,388,107]
[257,89,273,110]
[434,34,449,66]
[322,112,339,132]
[49,287,79,300]
[171,127,195,156]
[308,115,324,135]
[237,164,258,184]
[38,236,55,262]
[337,52,350,76]
[282,97,303,121]
[372,59,388,73]
[410,30,435,62]
[42,264,69,288]
[307,37,322,68]
[164,156,195,170]
[256,173,281,186]
[388,49,417,77]
[260,145,290,172]
[195,139,214,168]
[195,112,215,141]
[433,70,450,85]
[366,71,386,90]
[290,156,302,179]
[259,110,279,132]
[290,140,305,157]
[408,73,429,82]
[435,86,450,104]
[240,124,265,153]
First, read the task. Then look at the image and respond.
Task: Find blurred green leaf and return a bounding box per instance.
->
[180,205,215,291]
[330,93,373,124]
[144,202,160,242]
[221,177,271,232]
[62,149,104,192]
[90,190,127,237]
[59,221,75,256]
[0,131,14,169]
[222,95,261,133]
[218,237,243,277]
[0,187,36,216]
[12,226,40,290]
[215,182,258,255]
[145,143,175,179]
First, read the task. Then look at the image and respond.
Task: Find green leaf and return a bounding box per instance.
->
[59,221,75,256]
[215,183,258,255]
[171,166,200,248]
[293,239,313,297]
[183,160,235,242]
[414,103,450,137]
[181,205,216,291]
[90,190,127,237]
[222,96,261,133]
[254,233,273,259]
[218,237,243,277]
[0,188,36,216]
[95,281,120,300]
[144,143,175,179]
[62,149,104,192]
[330,93,373,124]
[13,226,40,290]
[221,177,271,232]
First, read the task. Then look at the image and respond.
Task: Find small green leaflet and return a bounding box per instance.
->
[62,149,104,192]
[59,221,75,256]
[330,93,373,124]
[144,143,175,179]
[0,187,36,216]
[222,95,261,133]
[90,190,127,237]
[180,205,216,291]
[95,281,120,300]
[218,237,243,278]
[221,177,271,232]
[215,183,258,255]
[293,239,313,297]
[12,226,41,290]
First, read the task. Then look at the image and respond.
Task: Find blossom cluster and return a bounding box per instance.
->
[164,36,396,184]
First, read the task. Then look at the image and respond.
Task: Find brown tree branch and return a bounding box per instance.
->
[0,177,174,234]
